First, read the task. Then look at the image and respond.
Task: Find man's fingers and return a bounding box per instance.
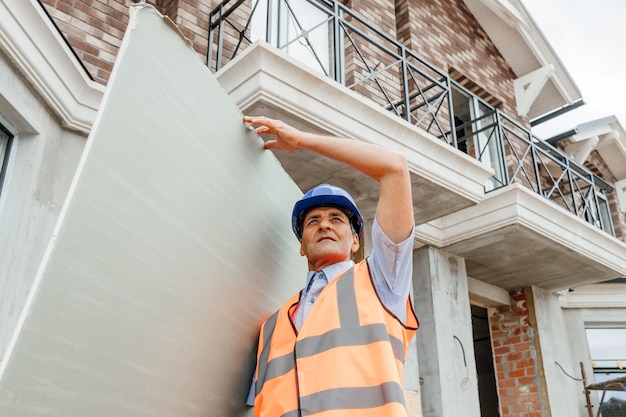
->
[256,126,272,135]
[244,116,273,127]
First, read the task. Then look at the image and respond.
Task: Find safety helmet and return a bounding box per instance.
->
[292,184,364,241]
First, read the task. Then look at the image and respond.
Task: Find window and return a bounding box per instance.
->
[0,123,13,197]
[451,83,507,191]
[586,327,626,402]
[596,192,614,236]
[250,0,333,76]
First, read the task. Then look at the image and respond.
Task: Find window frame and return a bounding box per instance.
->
[0,122,14,197]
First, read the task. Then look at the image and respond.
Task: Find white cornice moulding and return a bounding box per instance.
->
[416,183,626,274]
[560,284,626,308]
[0,0,104,134]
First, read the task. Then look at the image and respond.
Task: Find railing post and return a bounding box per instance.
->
[332,0,343,84]
[446,74,456,148]
[494,110,510,186]
[216,3,225,70]
[565,159,579,217]
[266,0,274,44]
[529,131,543,196]
[590,175,610,232]
[591,175,606,231]
[207,11,215,69]
[401,47,411,123]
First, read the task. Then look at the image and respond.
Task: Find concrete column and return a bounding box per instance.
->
[561,308,598,416]
[404,337,423,417]
[529,286,585,417]
[411,246,481,417]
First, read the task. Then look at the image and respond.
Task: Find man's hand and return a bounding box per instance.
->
[244,116,304,152]
[244,115,413,244]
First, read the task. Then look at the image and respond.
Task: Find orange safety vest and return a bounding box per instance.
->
[253,259,419,417]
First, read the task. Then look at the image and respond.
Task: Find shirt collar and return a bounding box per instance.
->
[304,260,355,295]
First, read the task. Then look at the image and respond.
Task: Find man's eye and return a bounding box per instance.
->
[307,219,318,225]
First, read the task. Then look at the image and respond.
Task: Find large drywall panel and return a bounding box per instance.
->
[0,4,305,416]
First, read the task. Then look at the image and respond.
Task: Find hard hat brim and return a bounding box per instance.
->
[292,192,363,240]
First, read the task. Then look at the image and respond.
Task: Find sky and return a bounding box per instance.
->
[520,0,626,139]
[586,328,626,400]
[517,2,626,401]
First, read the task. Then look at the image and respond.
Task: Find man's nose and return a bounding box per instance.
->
[318,217,333,229]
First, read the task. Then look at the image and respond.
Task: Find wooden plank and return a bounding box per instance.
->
[0,5,304,416]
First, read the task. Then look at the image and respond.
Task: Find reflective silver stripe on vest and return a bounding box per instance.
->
[258,267,405,392]
[296,324,403,362]
[262,352,294,381]
[336,265,405,361]
[335,267,360,327]
[299,381,407,414]
[280,410,301,417]
[255,310,279,396]
[261,324,405,391]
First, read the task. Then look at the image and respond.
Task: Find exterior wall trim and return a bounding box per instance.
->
[560,284,626,308]
[0,0,104,134]
[417,183,626,274]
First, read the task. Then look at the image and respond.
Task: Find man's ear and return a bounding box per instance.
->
[351,234,360,253]
[300,241,305,257]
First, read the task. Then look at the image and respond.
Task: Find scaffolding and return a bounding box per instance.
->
[586,375,626,417]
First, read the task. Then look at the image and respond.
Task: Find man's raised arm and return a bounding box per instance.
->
[244,116,414,243]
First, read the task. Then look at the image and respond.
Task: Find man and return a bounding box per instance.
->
[244,115,418,417]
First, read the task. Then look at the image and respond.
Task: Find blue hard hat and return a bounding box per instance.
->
[292,184,364,241]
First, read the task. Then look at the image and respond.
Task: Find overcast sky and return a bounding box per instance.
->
[518,2,626,400]
[520,0,626,139]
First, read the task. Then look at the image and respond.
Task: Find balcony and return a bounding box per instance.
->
[208,0,626,290]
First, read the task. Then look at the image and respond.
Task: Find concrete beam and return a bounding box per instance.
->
[468,276,510,307]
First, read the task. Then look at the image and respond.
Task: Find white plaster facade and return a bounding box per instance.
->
[0,1,624,416]
[0,0,103,358]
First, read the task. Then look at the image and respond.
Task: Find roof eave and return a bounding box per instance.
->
[463,0,583,120]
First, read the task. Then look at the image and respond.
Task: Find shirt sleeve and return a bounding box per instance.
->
[246,378,255,406]
[367,217,415,323]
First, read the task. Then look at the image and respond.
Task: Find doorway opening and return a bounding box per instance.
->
[472,305,500,417]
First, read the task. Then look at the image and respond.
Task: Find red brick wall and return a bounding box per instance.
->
[164,0,211,60]
[40,0,134,84]
[585,150,626,242]
[395,0,519,120]
[40,0,621,239]
[343,0,396,38]
[490,289,545,417]
[552,140,625,242]
[41,0,518,124]
[40,0,213,85]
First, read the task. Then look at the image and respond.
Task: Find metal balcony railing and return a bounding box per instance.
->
[207,0,615,236]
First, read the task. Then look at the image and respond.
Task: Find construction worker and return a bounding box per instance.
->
[244,115,418,417]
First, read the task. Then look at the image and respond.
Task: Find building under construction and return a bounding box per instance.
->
[1,1,625,416]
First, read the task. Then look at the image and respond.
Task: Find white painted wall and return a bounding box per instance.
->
[0,53,88,359]
[531,286,588,417]
[562,304,626,415]
[0,0,103,360]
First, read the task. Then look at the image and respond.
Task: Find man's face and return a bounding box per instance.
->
[299,206,360,271]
